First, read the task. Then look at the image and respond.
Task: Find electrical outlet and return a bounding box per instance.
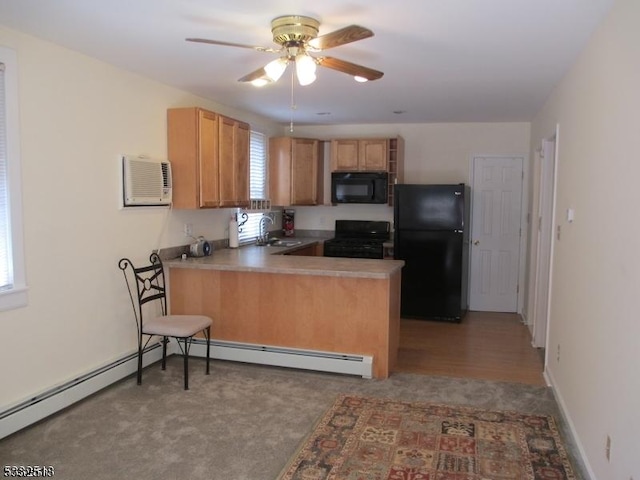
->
[605,435,611,462]
[183,223,193,237]
[556,344,561,363]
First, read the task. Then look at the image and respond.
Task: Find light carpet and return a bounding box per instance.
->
[0,359,585,480]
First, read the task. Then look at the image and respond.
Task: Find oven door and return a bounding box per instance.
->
[331,172,388,204]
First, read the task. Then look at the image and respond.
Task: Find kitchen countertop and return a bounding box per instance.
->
[165,238,404,279]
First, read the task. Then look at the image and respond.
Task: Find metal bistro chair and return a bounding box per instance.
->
[118,253,212,390]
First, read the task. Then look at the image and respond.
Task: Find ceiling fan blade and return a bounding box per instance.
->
[186,38,280,53]
[238,66,270,83]
[308,25,373,50]
[316,56,383,81]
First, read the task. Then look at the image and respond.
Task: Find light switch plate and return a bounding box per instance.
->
[567,208,575,223]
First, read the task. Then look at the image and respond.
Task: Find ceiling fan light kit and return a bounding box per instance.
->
[264,57,289,82]
[186,14,383,87]
[295,53,317,86]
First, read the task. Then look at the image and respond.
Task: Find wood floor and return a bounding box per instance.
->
[395,311,547,386]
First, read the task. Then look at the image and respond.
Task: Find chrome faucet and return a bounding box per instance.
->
[257,214,274,245]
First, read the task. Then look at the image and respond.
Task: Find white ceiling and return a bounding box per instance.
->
[0,0,614,126]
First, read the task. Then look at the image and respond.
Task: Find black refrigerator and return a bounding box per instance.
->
[394,184,470,322]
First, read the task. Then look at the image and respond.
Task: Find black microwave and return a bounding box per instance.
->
[331,172,388,204]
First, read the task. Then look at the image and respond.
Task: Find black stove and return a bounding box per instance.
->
[323,220,390,259]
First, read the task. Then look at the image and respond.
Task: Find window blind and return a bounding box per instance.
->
[249,131,266,200]
[238,131,267,244]
[0,63,12,289]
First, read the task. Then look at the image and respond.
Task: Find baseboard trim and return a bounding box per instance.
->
[189,338,373,379]
[545,368,596,480]
[0,343,163,440]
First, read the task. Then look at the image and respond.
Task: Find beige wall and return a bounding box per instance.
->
[0,25,280,407]
[530,0,639,478]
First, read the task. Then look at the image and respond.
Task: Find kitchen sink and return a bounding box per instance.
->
[270,239,303,247]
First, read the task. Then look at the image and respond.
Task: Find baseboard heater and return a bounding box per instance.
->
[0,343,164,440]
[189,338,373,379]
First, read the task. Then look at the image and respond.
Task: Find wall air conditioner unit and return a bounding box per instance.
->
[121,155,172,207]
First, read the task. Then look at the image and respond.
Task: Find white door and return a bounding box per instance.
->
[531,137,557,348]
[469,156,524,312]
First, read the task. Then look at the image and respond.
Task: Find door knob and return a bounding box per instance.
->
[473,240,480,246]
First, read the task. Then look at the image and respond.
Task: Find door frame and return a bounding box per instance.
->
[468,154,529,313]
[528,125,560,355]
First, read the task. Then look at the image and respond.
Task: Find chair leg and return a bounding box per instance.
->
[205,327,211,375]
[161,336,168,371]
[137,343,143,386]
[183,338,189,390]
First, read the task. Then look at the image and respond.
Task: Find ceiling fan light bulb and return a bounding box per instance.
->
[264,58,288,81]
[295,54,317,86]
[251,78,269,87]
[354,76,368,83]
[298,72,316,86]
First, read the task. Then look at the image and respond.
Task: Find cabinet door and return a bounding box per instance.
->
[331,139,359,171]
[218,116,250,207]
[269,137,293,207]
[217,115,236,207]
[291,138,318,205]
[234,122,250,208]
[198,110,220,207]
[359,139,388,171]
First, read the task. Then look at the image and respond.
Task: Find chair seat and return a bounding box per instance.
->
[142,315,212,338]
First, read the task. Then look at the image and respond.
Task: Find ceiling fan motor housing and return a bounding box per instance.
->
[271,15,320,46]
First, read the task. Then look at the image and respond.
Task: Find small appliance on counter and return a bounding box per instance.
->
[189,236,212,257]
[283,209,295,237]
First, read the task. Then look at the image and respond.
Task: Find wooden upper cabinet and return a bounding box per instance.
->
[167,107,249,209]
[359,139,388,171]
[270,137,323,206]
[196,110,220,207]
[218,115,250,208]
[331,139,359,171]
[331,138,389,171]
[234,122,250,207]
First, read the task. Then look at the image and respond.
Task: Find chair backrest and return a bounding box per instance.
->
[118,253,168,333]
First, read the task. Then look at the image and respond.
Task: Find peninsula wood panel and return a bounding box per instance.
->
[168,268,401,378]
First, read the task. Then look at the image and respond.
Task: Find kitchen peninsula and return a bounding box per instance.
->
[165,241,404,378]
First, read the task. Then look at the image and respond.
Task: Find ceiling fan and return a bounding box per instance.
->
[186,15,383,87]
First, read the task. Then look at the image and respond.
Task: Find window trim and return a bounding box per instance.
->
[0,46,28,311]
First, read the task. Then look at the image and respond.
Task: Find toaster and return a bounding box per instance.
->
[189,236,212,257]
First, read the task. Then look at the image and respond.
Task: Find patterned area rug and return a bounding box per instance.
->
[279,394,575,480]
